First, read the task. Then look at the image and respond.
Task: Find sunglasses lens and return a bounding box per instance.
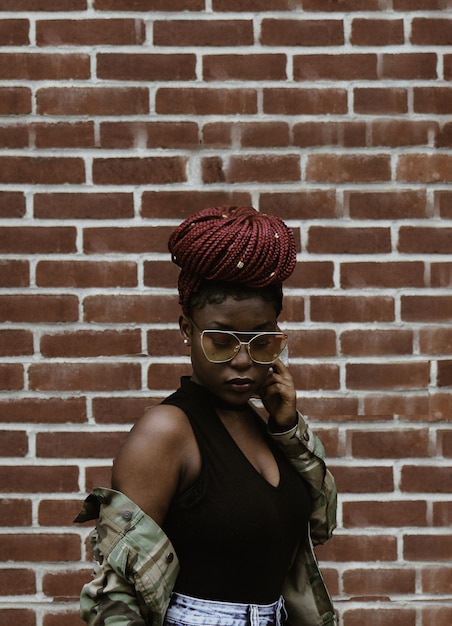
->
[201,331,240,363]
[249,333,287,364]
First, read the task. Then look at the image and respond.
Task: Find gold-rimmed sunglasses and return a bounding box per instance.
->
[188,318,288,365]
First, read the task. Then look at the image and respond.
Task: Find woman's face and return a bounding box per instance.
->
[180,295,280,406]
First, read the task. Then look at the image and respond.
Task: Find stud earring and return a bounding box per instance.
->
[183,339,189,345]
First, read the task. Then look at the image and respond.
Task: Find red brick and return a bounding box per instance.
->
[371,120,438,147]
[433,501,452,526]
[343,500,427,528]
[429,393,452,421]
[0,500,32,527]
[445,56,452,81]
[401,465,451,493]
[399,227,452,254]
[148,362,191,390]
[351,18,404,46]
[293,121,366,148]
[306,155,391,183]
[37,19,145,46]
[0,466,78,493]
[290,364,340,392]
[381,53,437,79]
[351,429,430,458]
[0,330,33,356]
[203,54,286,81]
[83,226,173,254]
[86,466,112,492]
[38,500,82,527]
[436,191,452,218]
[97,53,196,81]
[34,122,95,149]
[43,569,91,600]
[348,190,426,219]
[347,363,430,391]
[343,567,415,595]
[147,329,184,357]
[414,88,452,113]
[143,260,179,289]
[0,431,28,457]
[341,262,425,289]
[0,191,25,218]
[154,19,253,46]
[343,608,416,626]
[203,155,301,184]
[92,157,186,185]
[397,154,452,182]
[0,53,89,79]
[43,611,85,626]
[260,191,337,219]
[0,20,29,45]
[411,18,452,45]
[437,360,452,387]
[263,88,347,115]
[37,432,126,459]
[213,0,303,9]
[0,610,35,626]
[364,394,429,417]
[156,88,257,115]
[92,396,162,424]
[202,122,290,148]
[286,329,337,358]
[40,330,141,358]
[279,295,305,323]
[0,260,29,287]
[101,121,199,149]
[84,294,179,324]
[311,296,394,323]
[442,430,452,457]
[319,465,394,493]
[354,88,407,114]
[315,534,397,562]
[422,606,452,626]
[0,398,86,424]
[341,329,413,357]
[0,87,31,114]
[436,122,452,148]
[0,157,84,184]
[29,363,141,392]
[96,0,203,11]
[301,396,359,417]
[294,54,377,81]
[34,192,134,220]
[260,18,343,46]
[404,534,452,562]
[308,227,391,254]
[36,261,137,288]
[0,534,80,562]
[0,0,86,8]
[141,191,251,218]
[0,568,35,594]
[0,364,24,390]
[419,327,452,354]
[0,227,76,254]
[402,296,452,322]
[422,566,452,594]
[0,124,28,147]
[285,262,334,289]
[303,0,381,7]
[37,87,149,116]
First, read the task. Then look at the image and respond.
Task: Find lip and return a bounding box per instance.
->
[226,378,254,394]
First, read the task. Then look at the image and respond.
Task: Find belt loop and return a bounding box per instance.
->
[248,604,259,626]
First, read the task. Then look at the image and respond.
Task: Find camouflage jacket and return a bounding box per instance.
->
[75,412,337,626]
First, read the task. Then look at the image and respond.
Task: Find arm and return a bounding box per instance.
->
[76,404,197,625]
[259,359,337,545]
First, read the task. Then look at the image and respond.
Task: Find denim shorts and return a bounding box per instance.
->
[163,592,287,626]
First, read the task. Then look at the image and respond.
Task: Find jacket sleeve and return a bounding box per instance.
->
[74,488,179,626]
[268,411,337,545]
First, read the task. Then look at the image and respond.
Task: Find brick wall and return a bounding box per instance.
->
[1,1,451,625]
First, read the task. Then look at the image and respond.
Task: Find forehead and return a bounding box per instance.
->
[193,295,278,331]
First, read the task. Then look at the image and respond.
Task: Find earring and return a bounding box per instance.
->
[183,339,189,345]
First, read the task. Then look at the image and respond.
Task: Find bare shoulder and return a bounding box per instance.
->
[112,403,199,525]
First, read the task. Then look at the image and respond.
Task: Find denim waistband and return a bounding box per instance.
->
[164,592,287,626]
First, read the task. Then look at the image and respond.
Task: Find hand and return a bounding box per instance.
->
[259,358,297,430]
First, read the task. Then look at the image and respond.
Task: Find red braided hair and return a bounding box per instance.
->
[168,206,297,314]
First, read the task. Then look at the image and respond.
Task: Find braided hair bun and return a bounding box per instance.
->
[168,206,297,314]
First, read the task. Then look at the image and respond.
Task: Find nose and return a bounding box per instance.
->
[229,342,253,368]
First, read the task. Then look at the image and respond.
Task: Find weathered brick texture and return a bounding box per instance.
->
[0,2,451,625]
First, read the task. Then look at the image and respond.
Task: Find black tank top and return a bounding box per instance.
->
[162,377,312,604]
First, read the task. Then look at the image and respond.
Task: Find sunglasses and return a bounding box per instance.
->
[188,318,288,365]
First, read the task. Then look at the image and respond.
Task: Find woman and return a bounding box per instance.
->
[76,206,337,626]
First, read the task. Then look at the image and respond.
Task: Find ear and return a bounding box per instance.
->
[179,315,192,346]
